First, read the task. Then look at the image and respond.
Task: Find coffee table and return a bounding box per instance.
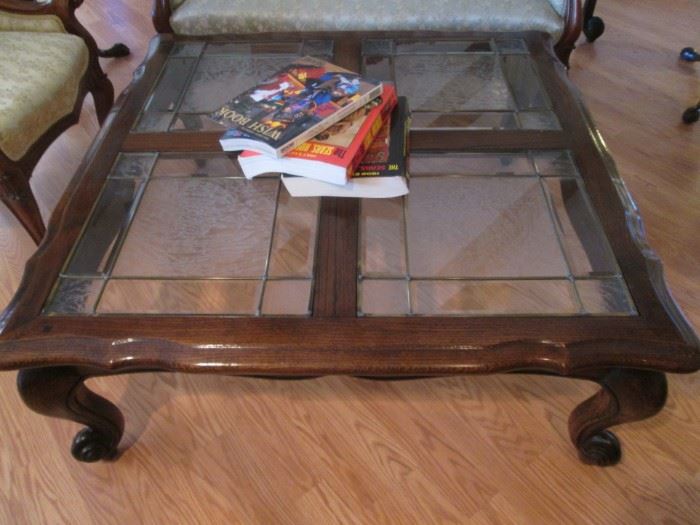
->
[0,32,697,466]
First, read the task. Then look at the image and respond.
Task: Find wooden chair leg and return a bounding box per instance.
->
[0,170,45,244]
[90,72,115,125]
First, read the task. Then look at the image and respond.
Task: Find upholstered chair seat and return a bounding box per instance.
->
[168,0,566,39]
[0,1,117,244]
[0,32,89,162]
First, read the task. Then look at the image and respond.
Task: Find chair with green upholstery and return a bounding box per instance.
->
[152,0,582,65]
[0,0,115,244]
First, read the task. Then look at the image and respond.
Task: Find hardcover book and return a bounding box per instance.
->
[238,84,397,185]
[282,97,410,199]
[212,56,383,158]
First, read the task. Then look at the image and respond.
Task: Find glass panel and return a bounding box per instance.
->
[65,177,145,276]
[151,154,243,178]
[112,178,279,278]
[409,153,535,177]
[134,58,196,131]
[543,178,618,277]
[395,41,493,54]
[394,54,515,112]
[45,278,103,315]
[169,114,232,131]
[500,54,550,110]
[411,112,518,130]
[267,189,320,278]
[576,278,636,315]
[362,39,394,56]
[533,151,579,177]
[362,55,392,81]
[360,197,406,277]
[178,55,295,114]
[97,279,261,315]
[171,42,205,58]
[108,153,157,179]
[301,39,334,57]
[495,39,528,54]
[204,42,302,56]
[411,280,579,315]
[518,111,561,130]
[359,279,410,316]
[405,177,569,278]
[261,280,313,315]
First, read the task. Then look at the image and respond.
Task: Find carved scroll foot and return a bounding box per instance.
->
[17,367,124,462]
[98,43,131,58]
[569,368,667,466]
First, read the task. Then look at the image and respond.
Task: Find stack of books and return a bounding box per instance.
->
[210,56,409,198]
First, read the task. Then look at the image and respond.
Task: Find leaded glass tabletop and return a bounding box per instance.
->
[42,34,637,318]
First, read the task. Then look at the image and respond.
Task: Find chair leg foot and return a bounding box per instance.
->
[98,43,131,58]
[682,104,700,124]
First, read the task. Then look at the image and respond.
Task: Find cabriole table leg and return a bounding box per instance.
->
[17,367,124,462]
[569,368,667,466]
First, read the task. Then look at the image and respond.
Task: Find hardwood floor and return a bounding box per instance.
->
[1,1,698,523]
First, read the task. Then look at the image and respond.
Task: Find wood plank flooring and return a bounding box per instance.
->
[1,1,698,523]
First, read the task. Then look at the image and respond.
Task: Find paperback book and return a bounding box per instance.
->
[212,56,382,158]
[282,97,410,198]
[238,84,397,185]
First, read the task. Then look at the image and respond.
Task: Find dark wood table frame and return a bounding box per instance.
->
[0,31,697,466]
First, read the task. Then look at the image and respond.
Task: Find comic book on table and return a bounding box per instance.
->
[211,56,383,158]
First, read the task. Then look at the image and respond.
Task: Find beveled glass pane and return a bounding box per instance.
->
[179,55,294,114]
[394,54,514,112]
[359,279,410,316]
[406,177,568,277]
[495,39,528,54]
[134,58,196,131]
[169,114,232,131]
[261,280,312,315]
[362,39,394,56]
[151,154,243,178]
[108,153,157,179]
[112,178,279,278]
[204,41,302,56]
[65,177,144,276]
[576,278,636,315]
[267,189,320,278]
[301,39,334,57]
[362,55,392,81]
[411,112,518,130]
[409,153,535,177]
[543,178,618,277]
[360,197,406,277]
[533,151,579,177]
[518,111,560,130]
[500,54,550,110]
[395,41,493,54]
[411,280,579,315]
[97,279,261,315]
[171,42,205,58]
[45,278,103,315]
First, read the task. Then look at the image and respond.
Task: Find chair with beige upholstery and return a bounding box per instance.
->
[152,0,582,65]
[0,0,115,244]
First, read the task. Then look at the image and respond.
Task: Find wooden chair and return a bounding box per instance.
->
[0,0,116,244]
[152,0,583,66]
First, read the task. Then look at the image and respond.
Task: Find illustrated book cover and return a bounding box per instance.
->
[213,56,383,158]
[282,97,410,198]
[238,84,397,185]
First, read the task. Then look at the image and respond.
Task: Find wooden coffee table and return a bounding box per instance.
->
[0,32,697,466]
